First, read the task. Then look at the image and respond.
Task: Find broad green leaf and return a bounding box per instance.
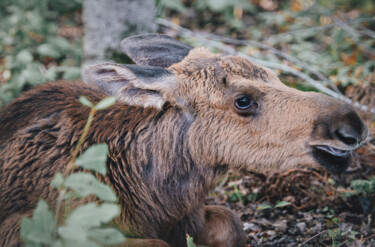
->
[21,63,47,86]
[62,67,81,80]
[37,43,61,58]
[75,144,108,175]
[65,203,120,228]
[20,200,55,245]
[95,96,116,110]
[274,201,292,208]
[58,224,87,242]
[51,172,64,189]
[51,240,64,247]
[15,50,33,65]
[64,173,117,202]
[257,202,272,211]
[47,37,71,52]
[87,228,126,245]
[79,96,94,108]
[62,240,100,247]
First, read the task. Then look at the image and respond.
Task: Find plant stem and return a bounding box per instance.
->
[53,189,66,238]
[66,107,96,172]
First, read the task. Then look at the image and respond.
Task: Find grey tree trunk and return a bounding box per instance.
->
[82,0,156,67]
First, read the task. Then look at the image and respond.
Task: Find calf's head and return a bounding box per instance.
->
[85,34,368,174]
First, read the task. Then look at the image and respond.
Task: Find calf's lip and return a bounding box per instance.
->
[309,141,359,174]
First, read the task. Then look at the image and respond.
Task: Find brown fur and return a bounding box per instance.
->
[0,47,367,247]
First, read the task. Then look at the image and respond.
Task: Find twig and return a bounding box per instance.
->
[53,189,66,238]
[298,230,328,246]
[157,18,375,114]
[263,17,375,42]
[363,232,375,242]
[358,24,375,39]
[333,17,375,57]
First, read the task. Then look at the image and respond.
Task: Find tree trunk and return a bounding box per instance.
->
[82,0,156,67]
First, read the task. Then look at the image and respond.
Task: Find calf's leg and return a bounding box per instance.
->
[196,205,246,247]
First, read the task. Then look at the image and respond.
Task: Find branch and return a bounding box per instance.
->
[262,17,375,42]
[157,18,375,114]
[333,17,375,57]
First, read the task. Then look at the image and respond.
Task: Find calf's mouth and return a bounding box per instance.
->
[311,144,356,174]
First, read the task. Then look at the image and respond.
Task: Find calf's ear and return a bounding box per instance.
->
[121,33,192,68]
[84,63,174,109]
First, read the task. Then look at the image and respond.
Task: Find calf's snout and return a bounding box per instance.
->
[312,95,368,148]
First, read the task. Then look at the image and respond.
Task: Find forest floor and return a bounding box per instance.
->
[204,86,375,246]
[160,5,375,247]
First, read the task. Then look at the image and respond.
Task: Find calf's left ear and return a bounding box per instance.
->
[121,33,192,68]
[84,63,174,109]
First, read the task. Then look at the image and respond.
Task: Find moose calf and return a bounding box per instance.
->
[0,34,368,247]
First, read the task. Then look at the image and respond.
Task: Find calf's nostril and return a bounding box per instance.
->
[335,126,359,146]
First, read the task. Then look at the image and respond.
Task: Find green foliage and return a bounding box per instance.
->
[347,176,375,196]
[322,206,336,219]
[344,177,375,214]
[75,144,109,175]
[0,0,82,107]
[159,0,375,92]
[20,97,125,247]
[326,217,359,247]
[186,234,197,247]
[257,200,292,211]
[228,185,245,205]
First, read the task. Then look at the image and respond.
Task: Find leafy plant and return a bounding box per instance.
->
[20,96,125,247]
[345,177,375,221]
[257,200,292,211]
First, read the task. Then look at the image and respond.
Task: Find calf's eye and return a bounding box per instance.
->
[234,95,258,115]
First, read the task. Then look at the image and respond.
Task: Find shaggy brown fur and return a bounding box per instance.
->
[0,34,367,247]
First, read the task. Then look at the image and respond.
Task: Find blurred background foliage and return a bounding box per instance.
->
[1,0,374,107]
[1,0,375,107]
[0,0,82,107]
[157,0,375,93]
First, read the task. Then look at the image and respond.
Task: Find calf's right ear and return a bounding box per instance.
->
[83,63,174,109]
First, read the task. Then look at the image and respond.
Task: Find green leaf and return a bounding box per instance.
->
[62,67,81,80]
[15,50,33,65]
[79,96,93,108]
[186,234,197,247]
[274,201,292,208]
[51,240,64,247]
[95,96,116,110]
[47,37,71,52]
[87,228,126,245]
[75,144,108,175]
[65,203,120,228]
[58,224,87,242]
[21,63,47,86]
[37,43,61,58]
[20,200,55,245]
[51,172,64,189]
[64,173,117,202]
[257,202,273,211]
[163,0,187,12]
